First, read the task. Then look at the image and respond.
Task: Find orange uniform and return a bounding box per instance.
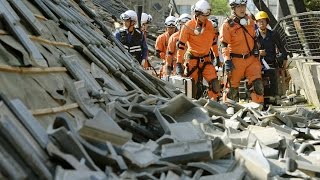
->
[165,31,184,75]
[166,31,180,66]
[211,43,218,58]
[177,17,220,100]
[211,37,219,66]
[220,16,264,103]
[155,32,171,61]
[155,32,172,77]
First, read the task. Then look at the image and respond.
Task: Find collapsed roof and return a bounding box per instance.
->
[0,0,319,179]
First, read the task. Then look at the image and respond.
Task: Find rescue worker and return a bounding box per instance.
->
[140,13,153,68]
[208,15,220,67]
[140,13,153,35]
[220,0,264,104]
[255,11,288,69]
[177,0,220,100]
[155,16,177,78]
[114,10,147,65]
[165,13,192,76]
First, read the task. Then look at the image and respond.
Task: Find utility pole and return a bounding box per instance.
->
[278,0,291,16]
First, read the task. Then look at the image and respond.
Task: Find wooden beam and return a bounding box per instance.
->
[0,65,67,73]
[31,103,79,116]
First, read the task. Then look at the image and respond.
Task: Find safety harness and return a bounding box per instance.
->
[185,53,211,77]
[230,50,256,59]
[227,23,259,59]
[185,53,212,99]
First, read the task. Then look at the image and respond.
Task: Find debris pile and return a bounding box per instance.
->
[1,92,320,179]
[0,0,319,179]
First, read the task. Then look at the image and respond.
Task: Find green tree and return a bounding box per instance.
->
[211,0,230,15]
[304,0,320,11]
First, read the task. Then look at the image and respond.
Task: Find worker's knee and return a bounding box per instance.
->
[227,87,239,101]
[209,78,220,93]
[253,78,264,95]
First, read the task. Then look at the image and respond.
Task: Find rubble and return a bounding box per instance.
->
[0,0,319,179]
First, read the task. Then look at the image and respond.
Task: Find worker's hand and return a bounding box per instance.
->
[214,56,222,67]
[224,60,234,73]
[259,49,266,56]
[276,54,287,68]
[141,59,146,66]
[176,62,183,76]
[282,60,288,69]
[166,65,173,75]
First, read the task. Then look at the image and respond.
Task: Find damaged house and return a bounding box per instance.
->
[0,0,319,179]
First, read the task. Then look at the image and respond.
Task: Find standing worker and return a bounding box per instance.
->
[165,13,192,76]
[114,10,148,66]
[177,0,220,100]
[208,15,221,67]
[155,16,177,78]
[140,13,153,36]
[140,12,153,68]
[220,0,264,104]
[255,11,288,69]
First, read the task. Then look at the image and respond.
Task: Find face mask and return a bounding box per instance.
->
[233,15,249,26]
[239,18,248,26]
[194,26,204,35]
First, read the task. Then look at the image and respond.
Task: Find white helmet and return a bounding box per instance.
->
[141,13,152,24]
[229,0,247,7]
[165,16,177,27]
[120,10,137,22]
[194,0,211,16]
[191,5,195,12]
[178,13,192,23]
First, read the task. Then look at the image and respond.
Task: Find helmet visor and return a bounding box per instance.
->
[165,21,176,27]
[120,14,131,21]
[195,10,211,17]
[147,15,152,23]
[202,9,211,16]
[180,18,191,23]
[232,0,247,5]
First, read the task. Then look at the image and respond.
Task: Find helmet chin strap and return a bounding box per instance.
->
[128,21,135,33]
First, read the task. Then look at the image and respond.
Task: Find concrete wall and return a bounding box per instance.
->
[124,0,171,27]
[293,61,320,107]
[174,0,198,6]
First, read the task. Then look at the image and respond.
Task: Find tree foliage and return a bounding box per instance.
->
[304,0,320,11]
[211,0,230,15]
